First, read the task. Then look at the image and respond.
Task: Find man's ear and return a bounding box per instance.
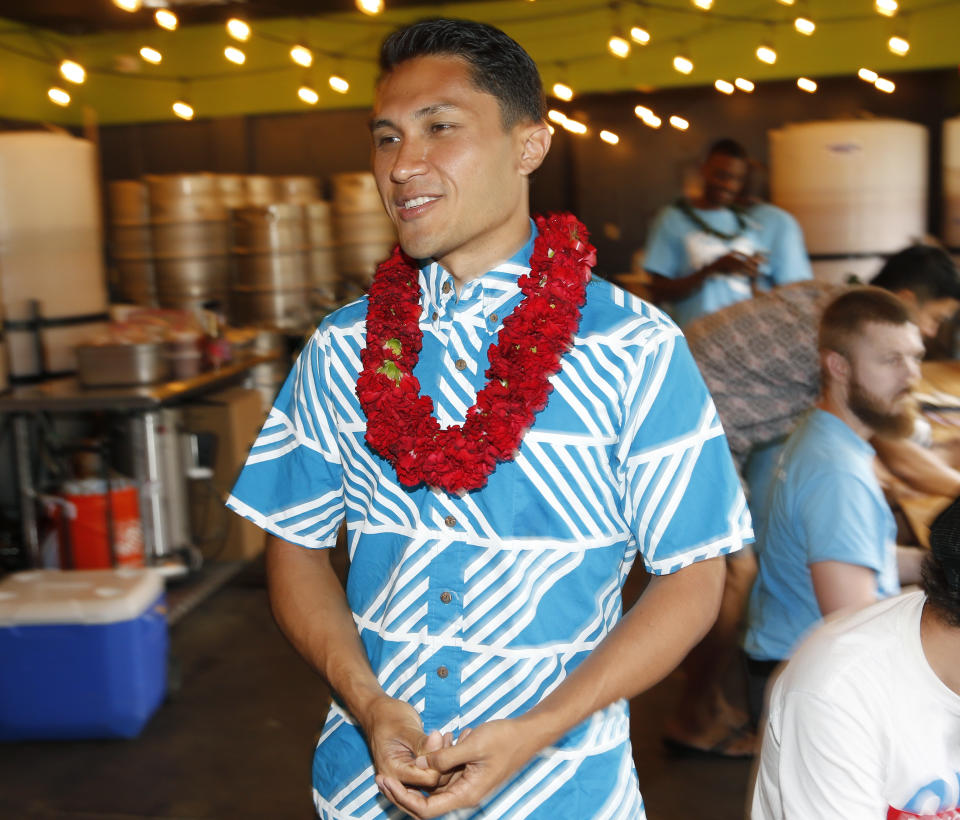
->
[518,123,551,176]
[822,349,850,385]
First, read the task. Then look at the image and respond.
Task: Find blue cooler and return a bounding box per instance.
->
[0,568,168,740]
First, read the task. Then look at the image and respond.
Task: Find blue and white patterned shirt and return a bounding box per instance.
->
[228,226,752,819]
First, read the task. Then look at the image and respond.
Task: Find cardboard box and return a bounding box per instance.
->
[181,386,268,561]
[0,569,167,740]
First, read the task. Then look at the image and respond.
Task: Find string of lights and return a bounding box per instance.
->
[0,0,948,142]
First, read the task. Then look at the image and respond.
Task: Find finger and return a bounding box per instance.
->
[418,729,444,756]
[457,727,473,742]
[425,740,480,774]
[389,775,481,819]
[385,760,441,789]
[377,777,423,820]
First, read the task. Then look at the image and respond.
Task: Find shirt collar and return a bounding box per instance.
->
[419,219,537,323]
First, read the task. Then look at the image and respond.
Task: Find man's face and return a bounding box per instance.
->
[700,153,748,208]
[844,320,924,437]
[371,55,540,268]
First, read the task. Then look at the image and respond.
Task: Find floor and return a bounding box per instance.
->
[0,554,754,820]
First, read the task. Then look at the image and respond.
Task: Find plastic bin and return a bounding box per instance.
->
[0,568,168,740]
[58,478,145,569]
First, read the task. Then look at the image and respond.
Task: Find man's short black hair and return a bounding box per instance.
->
[923,496,960,627]
[870,245,960,303]
[706,138,748,162]
[378,18,546,129]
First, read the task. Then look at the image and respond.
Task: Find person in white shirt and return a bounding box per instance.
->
[752,495,960,819]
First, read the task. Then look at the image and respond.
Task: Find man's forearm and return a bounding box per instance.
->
[517,556,726,749]
[646,269,708,302]
[265,535,384,724]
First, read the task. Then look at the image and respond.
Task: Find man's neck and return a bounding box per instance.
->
[921,602,960,696]
[815,392,873,441]
[690,196,725,211]
[439,218,533,296]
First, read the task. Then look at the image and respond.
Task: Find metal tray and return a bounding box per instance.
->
[76,342,169,387]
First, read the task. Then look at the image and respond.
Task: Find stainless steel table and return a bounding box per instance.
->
[0,353,280,568]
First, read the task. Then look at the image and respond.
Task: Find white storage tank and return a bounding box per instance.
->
[770,118,928,285]
[943,116,960,256]
[0,132,109,380]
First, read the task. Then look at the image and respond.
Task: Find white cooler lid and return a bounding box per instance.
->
[0,568,164,626]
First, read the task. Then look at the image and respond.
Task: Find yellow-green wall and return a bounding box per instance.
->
[1,0,958,126]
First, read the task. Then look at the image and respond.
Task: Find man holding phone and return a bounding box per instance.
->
[643,138,810,327]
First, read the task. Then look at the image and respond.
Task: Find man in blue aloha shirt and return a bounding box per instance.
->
[229,18,751,820]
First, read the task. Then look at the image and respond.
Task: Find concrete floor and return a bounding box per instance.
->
[0,555,754,820]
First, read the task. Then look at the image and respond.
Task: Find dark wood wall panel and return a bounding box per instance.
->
[95,67,960,274]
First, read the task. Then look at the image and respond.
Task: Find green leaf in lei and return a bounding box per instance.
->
[377,360,404,385]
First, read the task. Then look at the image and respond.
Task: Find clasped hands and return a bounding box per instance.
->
[363,695,538,819]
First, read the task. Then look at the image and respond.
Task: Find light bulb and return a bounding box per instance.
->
[113,0,141,11]
[173,101,194,120]
[644,113,662,129]
[552,83,574,101]
[714,79,734,94]
[756,45,777,64]
[797,77,817,93]
[858,68,878,82]
[562,118,587,135]
[59,60,86,84]
[600,130,619,145]
[693,0,713,8]
[794,17,815,35]
[875,0,898,16]
[776,0,795,4]
[47,87,70,106]
[139,46,162,64]
[548,109,568,124]
[608,35,630,59]
[154,9,177,30]
[226,18,251,42]
[298,86,319,105]
[547,124,555,134]
[356,0,384,14]
[875,77,896,93]
[290,45,313,67]
[669,115,689,131]
[888,35,909,55]
[224,46,245,65]
[630,26,650,44]
[673,55,694,74]
[734,77,755,92]
[329,75,349,94]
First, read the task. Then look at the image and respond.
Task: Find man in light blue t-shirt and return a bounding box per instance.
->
[743,287,927,726]
[643,139,811,327]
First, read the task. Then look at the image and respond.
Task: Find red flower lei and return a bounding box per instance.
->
[356,212,596,494]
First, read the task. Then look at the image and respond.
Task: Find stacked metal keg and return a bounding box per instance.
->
[145,174,231,312]
[106,180,156,305]
[230,202,311,330]
[305,201,338,311]
[330,172,397,300]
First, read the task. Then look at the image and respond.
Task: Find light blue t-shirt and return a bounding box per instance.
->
[744,409,899,662]
[643,202,812,327]
[748,202,814,286]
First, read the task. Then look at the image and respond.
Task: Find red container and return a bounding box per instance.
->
[58,480,145,570]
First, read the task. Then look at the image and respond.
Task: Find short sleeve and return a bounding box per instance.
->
[797,472,888,571]
[752,687,886,819]
[226,330,345,549]
[768,212,813,285]
[643,206,685,279]
[618,322,753,574]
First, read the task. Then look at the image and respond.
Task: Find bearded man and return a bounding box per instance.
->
[742,287,927,726]
[227,17,750,820]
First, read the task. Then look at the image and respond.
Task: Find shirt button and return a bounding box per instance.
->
[440,591,452,604]
[442,281,452,294]
[444,515,456,527]
[432,311,438,321]
[437,666,449,679]
[489,313,498,323]
[455,358,467,371]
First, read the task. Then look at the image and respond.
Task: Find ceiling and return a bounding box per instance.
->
[0,0,477,35]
